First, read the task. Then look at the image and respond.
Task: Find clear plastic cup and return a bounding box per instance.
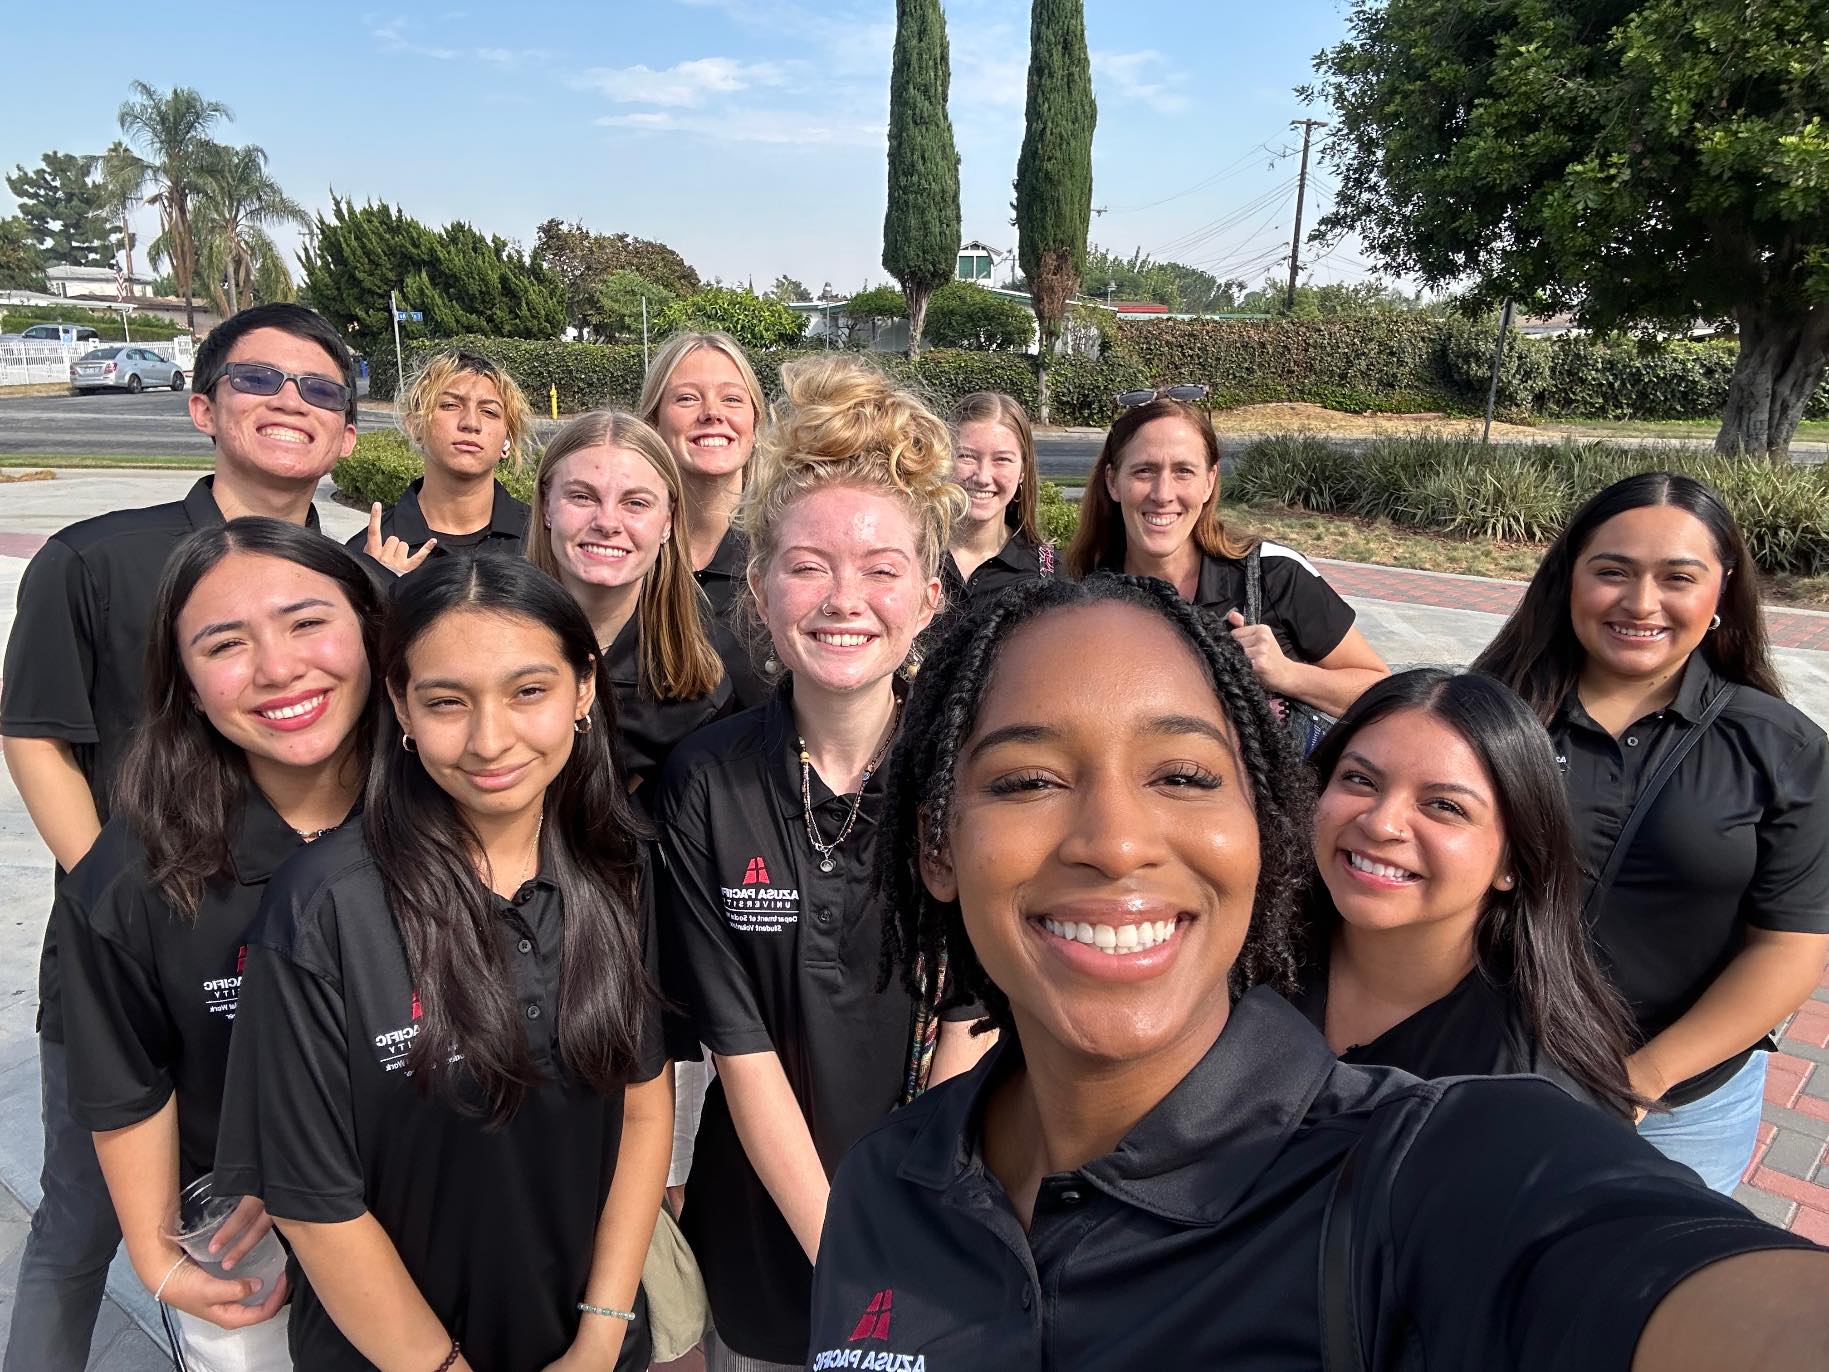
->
[162,1173,287,1309]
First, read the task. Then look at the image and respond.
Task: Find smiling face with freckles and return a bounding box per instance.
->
[189,326,357,492]
[753,483,940,698]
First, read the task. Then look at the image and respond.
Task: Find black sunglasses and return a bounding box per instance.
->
[1115,383,1209,410]
[218,361,352,415]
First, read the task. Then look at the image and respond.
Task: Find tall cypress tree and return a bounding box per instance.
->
[1014,0,1096,420]
[882,0,961,359]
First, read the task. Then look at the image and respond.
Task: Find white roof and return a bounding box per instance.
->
[45,264,155,284]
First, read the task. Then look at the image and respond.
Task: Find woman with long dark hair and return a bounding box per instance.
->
[215,556,670,1371]
[1297,668,1640,1117]
[58,518,377,1371]
[1065,393,1386,727]
[802,573,1826,1370]
[1475,472,1829,1192]
[654,354,987,1371]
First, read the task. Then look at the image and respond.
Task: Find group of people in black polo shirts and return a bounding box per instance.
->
[1,301,1826,1372]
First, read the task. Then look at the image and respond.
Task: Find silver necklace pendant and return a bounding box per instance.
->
[818,856,836,874]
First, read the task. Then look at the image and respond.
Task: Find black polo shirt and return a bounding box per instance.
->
[213,826,666,1371]
[1,476,319,1043]
[1192,544,1355,663]
[601,606,735,789]
[929,533,1052,647]
[806,988,1812,1372]
[654,683,971,1364]
[694,526,771,709]
[694,524,749,625]
[340,476,528,561]
[1550,653,1829,1105]
[1292,957,1609,1115]
[59,785,306,1186]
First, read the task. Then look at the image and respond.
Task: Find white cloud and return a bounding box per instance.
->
[597,108,883,149]
[1092,50,1192,115]
[365,15,548,66]
[576,57,786,108]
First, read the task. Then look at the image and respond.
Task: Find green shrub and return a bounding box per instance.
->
[654,286,807,348]
[333,429,535,508]
[922,283,1034,351]
[1,304,189,341]
[1035,478,1080,545]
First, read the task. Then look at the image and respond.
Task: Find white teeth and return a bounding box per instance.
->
[1609,624,1666,638]
[812,632,871,647]
[1039,916,1180,955]
[1347,851,1419,881]
[580,544,629,558]
[260,427,309,444]
[1142,513,1178,527]
[692,435,731,447]
[257,692,325,721]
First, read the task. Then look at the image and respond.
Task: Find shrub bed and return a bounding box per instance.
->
[1231,434,1829,574]
[1,305,190,341]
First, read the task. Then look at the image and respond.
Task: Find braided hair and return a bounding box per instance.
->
[878,573,1315,1034]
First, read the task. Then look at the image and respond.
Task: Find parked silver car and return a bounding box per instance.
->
[69,346,185,395]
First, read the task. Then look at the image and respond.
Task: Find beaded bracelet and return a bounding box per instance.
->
[577,1300,637,1322]
[433,1339,462,1372]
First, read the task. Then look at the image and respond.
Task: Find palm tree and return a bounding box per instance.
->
[117,82,231,329]
[192,143,307,316]
[93,140,147,285]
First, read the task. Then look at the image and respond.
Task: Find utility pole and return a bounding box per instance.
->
[1482,300,1515,444]
[1285,118,1327,313]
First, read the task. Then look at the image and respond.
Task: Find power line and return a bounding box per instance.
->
[1147,176,1300,259]
[1096,139,1286,215]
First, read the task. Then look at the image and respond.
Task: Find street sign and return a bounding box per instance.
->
[394,310,424,322]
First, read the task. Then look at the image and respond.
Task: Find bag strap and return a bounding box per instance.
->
[1582,683,1737,921]
[1244,544,1264,626]
[1320,1136,1365,1372]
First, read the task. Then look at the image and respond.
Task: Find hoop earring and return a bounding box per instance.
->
[401,735,417,753]
[1709,614,1722,631]
[573,715,592,735]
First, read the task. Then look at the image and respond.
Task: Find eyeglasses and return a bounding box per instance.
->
[218,361,352,414]
[1115,383,1209,410]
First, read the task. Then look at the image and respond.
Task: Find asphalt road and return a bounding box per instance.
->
[0,390,1111,478]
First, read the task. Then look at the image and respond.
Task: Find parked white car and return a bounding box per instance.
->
[70,346,186,394]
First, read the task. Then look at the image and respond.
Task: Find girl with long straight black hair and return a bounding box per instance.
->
[1297,668,1641,1118]
[216,555,670,1372]
[59,517,378,1371]
[1475,473,1829,1192]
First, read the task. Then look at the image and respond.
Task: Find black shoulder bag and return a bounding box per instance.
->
[1244,545,1335,757]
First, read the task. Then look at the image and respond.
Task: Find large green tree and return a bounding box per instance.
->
[882,0,962,358]
[94,141,146,284]
[532,219,700,334]
[593,271,678,341]
[5,151,119,267]
[190,143,307,315]
[0,216,46,290]
[1312,0,1829,458]
[923,282,1034,350]
[653,286,806,349]
[1014,0,1096,418]
[302,197,565,345]
[118,83,232,329]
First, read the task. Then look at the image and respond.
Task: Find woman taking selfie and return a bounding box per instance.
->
[1475,472,1829,1192]
[216,556,670,1371]
[526,410,731,789]
[353,348,534,573]
[804,574,1825,1371]
[1295,668,1639,1117]
[1066,392,1386,727]
[654,355,984,1371]
[60,519,377,1369]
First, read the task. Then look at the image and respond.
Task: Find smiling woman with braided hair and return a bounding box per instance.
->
[803,572,1827,1372]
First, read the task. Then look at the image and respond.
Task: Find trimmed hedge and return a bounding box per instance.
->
[1,305,190,341]
[1231,433,1829,574]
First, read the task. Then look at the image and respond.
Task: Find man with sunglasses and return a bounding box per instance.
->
[0,300,357,1371]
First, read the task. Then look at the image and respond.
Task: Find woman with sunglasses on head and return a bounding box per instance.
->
[1295,668,1640,1118]
[653,355,988,1371]
[1067,389,1387,732]
[526,410,731,790]
[1474,472,1829,1193]
[58,518,378,1371]
[803,573,1826,1372]
[215,556,670,1372]
[350,349,535,575]
[639,331,771,707]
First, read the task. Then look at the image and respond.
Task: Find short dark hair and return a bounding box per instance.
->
[1473,471,1782,719]
[879,573,1315,1035]
[1305,669,1644,1119]
[192,302,358,423]
[119,517,382,917]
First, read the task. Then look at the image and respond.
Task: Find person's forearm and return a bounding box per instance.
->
[931,1020,996,1087]
[3,736,100,870]
[278,1213,471,1372]
[569,1071,673,1363]
[1630,931,1829,1099]
[1634,1249,1829,1370]
[92,1099,184,1289]
[1270,662,1386,718]
[714,1050,830,1262]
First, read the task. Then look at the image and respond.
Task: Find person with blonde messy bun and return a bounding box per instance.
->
[652,355,991,1371]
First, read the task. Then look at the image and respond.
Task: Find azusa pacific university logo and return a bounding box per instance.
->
[742,856,771,885]
[849,1289,893,1342]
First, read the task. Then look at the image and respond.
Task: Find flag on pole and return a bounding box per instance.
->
[113,263,128,302]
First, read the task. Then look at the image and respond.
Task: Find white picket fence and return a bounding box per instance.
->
[0,335,195,387]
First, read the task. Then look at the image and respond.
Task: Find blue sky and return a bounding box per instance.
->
[2,1,1382,299]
